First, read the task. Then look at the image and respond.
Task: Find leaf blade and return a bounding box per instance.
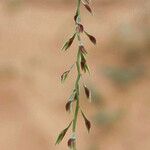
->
[61,33,76,51]
[55,121,72,145]
[61,70,70,83]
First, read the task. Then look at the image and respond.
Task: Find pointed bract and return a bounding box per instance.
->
[84,85,91,99]
[83,3,92,14]
[84,31,96,45]
[61,33,76,51]
[55,121,72,145]
[74,13,78,22]
[81,111,91,132]
[80,52,88,73]
[77,23,84,33]
[79,45,87,55]
[65,98,76,112]
[79,52,90,74]
[67,138,76,148]
[61,70,70,83]
[65,90,77,112]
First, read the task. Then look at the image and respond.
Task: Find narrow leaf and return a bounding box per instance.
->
[61,70,70,83]
[82,3,92,14]
[85,63,90,74]
[55,121,72,145]
[81,110,91,132]
[80,51,86,63]
[61,33,76,51]
[65,101,72,112]
[84,31,96,45]
[79,52,90,74]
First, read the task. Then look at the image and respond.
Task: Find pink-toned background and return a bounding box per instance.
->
[0,0,150,150]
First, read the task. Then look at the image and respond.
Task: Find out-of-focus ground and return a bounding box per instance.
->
[0,0,150,150]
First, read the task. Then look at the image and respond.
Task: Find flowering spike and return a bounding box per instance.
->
[57,0,96,148]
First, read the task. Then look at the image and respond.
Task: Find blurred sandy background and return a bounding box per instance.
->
[0,0,150,150]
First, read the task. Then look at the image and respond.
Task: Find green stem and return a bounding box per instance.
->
[72,1,81,149]
[77,0,81,15]
[72,50,81,133]
[72,49,81,150]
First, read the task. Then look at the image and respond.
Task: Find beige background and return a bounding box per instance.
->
[0,0,150,150]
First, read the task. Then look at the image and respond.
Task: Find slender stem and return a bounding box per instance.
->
[77,0,81,15]
[57,0,94,148]
[72,50,81,132]
[72,52,81,150]
[72,0,81,149]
